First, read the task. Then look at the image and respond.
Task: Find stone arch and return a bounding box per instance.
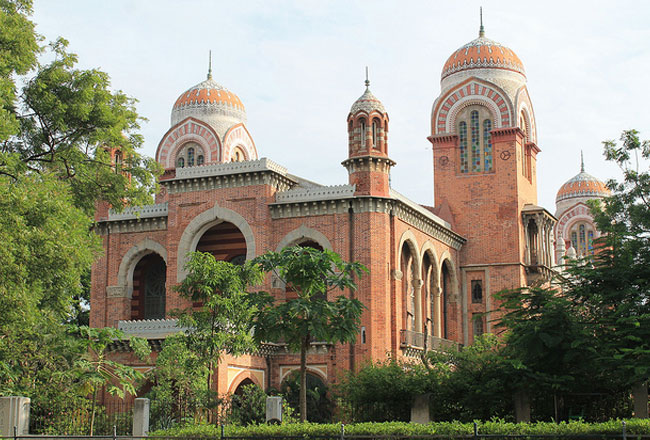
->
[397,230,422,333]
[116,238,168,299]
[223,123,258,162]
[515,86,537,144]
[433,79,513,135]
[176,202,256,281]
[156,117,222,168]
[420,241,441,337]
[396,230,421,274]
[275,225,333,252]
[280,366,327,384]
[228,370,263,394]
[438,252,459,340]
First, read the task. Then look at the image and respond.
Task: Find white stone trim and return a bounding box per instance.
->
[115,238,168,299]
[389,189,451,229]
[276,184,355,203]
[118,318,184,338]
[275,225,334,252]
[108,203,168,221]
[176,202,256,282]
[174,157,288,180]
[444,97,502,134]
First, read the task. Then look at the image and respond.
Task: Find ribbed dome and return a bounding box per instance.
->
[350,87,385,115]
[170,75,246,138]
[556,171,610,203]
[441,35,525,81]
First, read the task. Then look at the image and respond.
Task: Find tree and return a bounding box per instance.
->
[175,251,264,421]
[73,326,150,435]
[252,246,366,422]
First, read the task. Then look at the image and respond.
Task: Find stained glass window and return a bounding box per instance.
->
[177,157,185,168]
[588,230,594,254]
[471,280,483,303]
[197,155,204,165]
[188,147,195,166]
[459,121,468,173]
[571,231,578,250]
[483,119,492,171]
[471,110,480,172]
[579,224,587,255]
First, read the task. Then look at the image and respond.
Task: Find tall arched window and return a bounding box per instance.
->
[359,118,366,149]
[568,221,596,257]
[372,119,379,149]
[114,151,123,173]
[456,105,493,174]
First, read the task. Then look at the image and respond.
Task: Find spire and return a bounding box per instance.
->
[479,7,485,37]
[580,150,585,172]
[207,50,213,80]
[365,66,370,90]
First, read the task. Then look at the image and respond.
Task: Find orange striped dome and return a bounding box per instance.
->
[556,171,610,203]
[441,35,525,81]
[170,75,247,135]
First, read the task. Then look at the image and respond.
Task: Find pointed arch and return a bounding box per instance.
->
[275,225,333,252]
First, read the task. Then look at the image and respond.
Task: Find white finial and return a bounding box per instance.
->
[365,66,370,90]
[580,150,585,172]
[479,7,485,37]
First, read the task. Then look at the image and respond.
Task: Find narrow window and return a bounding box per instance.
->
[483,119,492,172]
[187,147,195,166]
[588,230,594,254]
[372,119,378,149]
[197,155,204,166]
[177,157,185,168]
[471,110,480,172]
[114,151,123,173]
[571,231,578,250]
[579,224,586,255]
[471,280,483,303]
[473,316,484,339]
[359,118,366,148]
[459,121,468,173]
[361,326,366,344]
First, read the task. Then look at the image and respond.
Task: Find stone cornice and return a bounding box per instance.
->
[271,194,465,250]
[427,133,458,146]
[491,126,525,140]
[108,202,168,221]
[276,184,355,203]
[95,216,167,235]
[341,155,396,173]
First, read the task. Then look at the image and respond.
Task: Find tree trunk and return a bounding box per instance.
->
[632,381,649,419]
[300,335,309,422]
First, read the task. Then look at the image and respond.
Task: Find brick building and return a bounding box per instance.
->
[90,23,606,396]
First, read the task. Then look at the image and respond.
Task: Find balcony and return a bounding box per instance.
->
[400,329,461,357]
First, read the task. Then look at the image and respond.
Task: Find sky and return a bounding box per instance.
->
[32,0,650,212]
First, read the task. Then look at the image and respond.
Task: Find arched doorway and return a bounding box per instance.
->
[280,371,332,423]
[195,221,247,262]
[422,252,438,337]
[441,260,452,339]
[131,253,166,320]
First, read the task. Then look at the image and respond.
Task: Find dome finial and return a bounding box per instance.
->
[479,7,485,37]
[580,150,585,172]
[207,50,213,80]
[365,66,370,90]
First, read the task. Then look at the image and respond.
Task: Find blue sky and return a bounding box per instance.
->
[32,0,650,211]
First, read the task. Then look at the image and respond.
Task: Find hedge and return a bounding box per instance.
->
[151,419,650,438]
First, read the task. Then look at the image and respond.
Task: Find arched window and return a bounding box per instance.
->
[372,119,379,149]
[231,147,246,162]
[568,221,596,257]
[359,118,366,148]
[176,142,204,169]
[471,280,483,303]
[131,253,166,320]
[456,105,493,174]
[114,151,123,173]
[472,315,484,339]
[459,121,468,173]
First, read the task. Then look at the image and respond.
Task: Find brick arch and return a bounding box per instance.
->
[396,230,421,276]
[228,370,263,394]
[438,252,459,340]
[176,202,256,282]
[280,366,328,384]
[432,79,513,135]
[116,238,167,298]
[275,225,333,252]
[420,242,441,337]
[156,117,222,168]
[223,123,257,162]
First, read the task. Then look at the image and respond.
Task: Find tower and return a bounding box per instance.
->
[428,15,554,341]
[342,71,394,197]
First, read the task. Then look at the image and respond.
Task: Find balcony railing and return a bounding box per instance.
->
[400,329,461,353]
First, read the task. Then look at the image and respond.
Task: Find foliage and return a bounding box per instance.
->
[173,252,264,420]
[147,334,209,430]
[252,246,366,422]
[151,419,650,437]
[336,358,426,422]
[223,384,268,426]
[280,370,333,424]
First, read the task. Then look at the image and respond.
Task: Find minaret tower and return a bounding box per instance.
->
[342,69,394,197]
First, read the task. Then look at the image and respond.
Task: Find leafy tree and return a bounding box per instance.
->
[252,246,366,422]
[280,370,333,423]
[73,326,150,435]
[147,334,208,429]
[174,252,264,421]
[225,384,268,426]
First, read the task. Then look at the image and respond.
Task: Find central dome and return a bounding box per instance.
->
[170,75,246,139]
[556,170,610,203]
[441,35,525,81]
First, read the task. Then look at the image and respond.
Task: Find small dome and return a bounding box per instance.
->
[350,88,385,115]
[170,75,246,138]
[441,35,525,81]
[556,171,610,203]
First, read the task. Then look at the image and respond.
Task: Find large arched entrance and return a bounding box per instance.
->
[195,221,247,263]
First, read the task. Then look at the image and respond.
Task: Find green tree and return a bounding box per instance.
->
[73,326,150,435]
[252,246,366,422]
[175,252,264,421]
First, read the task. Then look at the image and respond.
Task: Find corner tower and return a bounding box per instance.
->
[342,72,394,197]
[428,15,554,339]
